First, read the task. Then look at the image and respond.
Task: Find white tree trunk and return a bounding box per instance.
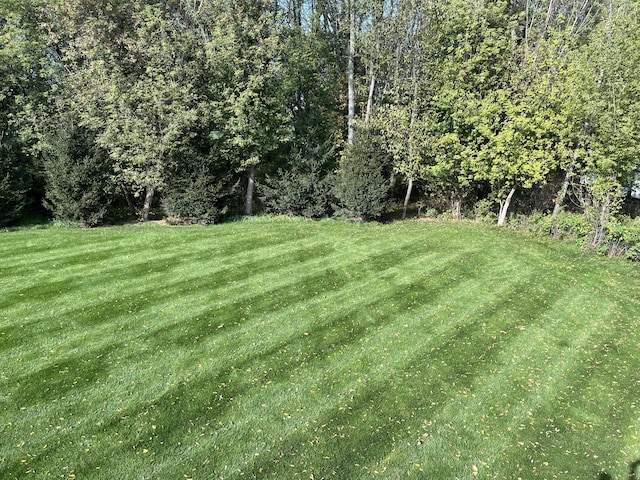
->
[497,187,516,226]
[451,196,462,220]
[365,71,375,124]
[245,164,256,216]
[402,178,413,220]
[347,0,356,144]
[589,192,612,248]
[401,74,419,221]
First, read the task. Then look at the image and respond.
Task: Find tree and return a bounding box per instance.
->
[259,137,335,218]
[60,2,204,221]
[332,126,390,220]
[422,0,515,221]
[481,90,560,226]
[367,0,433,218]
[42,115,115,226]
[279,23,342,159]
[347,0,356,144]
[554,0,640,244]
[0,0,49,225]
[209,0,293,216]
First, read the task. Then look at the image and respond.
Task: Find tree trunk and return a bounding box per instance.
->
[365,71,376,124]
[142,186,155,221]
[121,184,137,217]
[451,196,462,220]
[400,72,419,222]
[552,162,574,220]
[589,192,611,248]
[541,0,556,37]
[245,164,256,216]
[497,187,516,226]
[553,126,584,225]
[402,177,413,220]
[532,0,556,66]
[347,0,356,145]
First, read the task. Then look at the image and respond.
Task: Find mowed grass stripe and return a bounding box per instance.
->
[3,226,471,414]
[1,218,639,479]
[3,221,476,476]
[200,250,601,479]
[420,290,621,478]
[2,219,440,410]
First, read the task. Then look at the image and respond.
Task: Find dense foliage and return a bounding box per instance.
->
[332,127,391,220]
[259,138,335,218]
[41,118,115,226]
[2,0,640,253]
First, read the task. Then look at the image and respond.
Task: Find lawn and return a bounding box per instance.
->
[1,217,639,479]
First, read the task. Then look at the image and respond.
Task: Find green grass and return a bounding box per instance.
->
[1,217,640,479]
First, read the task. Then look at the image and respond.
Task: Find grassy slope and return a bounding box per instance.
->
[1,217,639,479]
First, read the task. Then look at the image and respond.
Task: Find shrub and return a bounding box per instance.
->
[42,123,115,227]
[163,159,238,224]
[259,139,335,218]
[332,128,390,220]
[504,210,640,261]
[550,212,593,241]
[603,217,640,261]
[473,198,497,223]
[424,208,439,219]
[508,211,592,243]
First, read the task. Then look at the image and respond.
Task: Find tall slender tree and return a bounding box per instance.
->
[208,0,292,215]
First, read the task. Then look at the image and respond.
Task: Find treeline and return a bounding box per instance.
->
[2,0,640,245]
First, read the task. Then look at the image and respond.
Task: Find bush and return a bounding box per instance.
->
[549,212,593,241]
[332,128,390,220]
[163,159,238,224]
[424,208,439,218]
[473,198,497,224]
[259,139,335,218]
[512,211,591,240]
[603,217,640,261]
[42,123,115,227]
[503,211,640,261]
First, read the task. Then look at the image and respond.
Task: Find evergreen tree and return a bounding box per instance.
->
[162,126,239,224]
[42,119,115,226]
[260,137,335,218]
[0,144,32,226]
[162,166,237,225]
[332,127,390,220]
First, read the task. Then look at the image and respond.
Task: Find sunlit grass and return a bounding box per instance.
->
[1,217,639,479]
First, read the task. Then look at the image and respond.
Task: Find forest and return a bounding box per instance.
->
[2,0,640,253]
